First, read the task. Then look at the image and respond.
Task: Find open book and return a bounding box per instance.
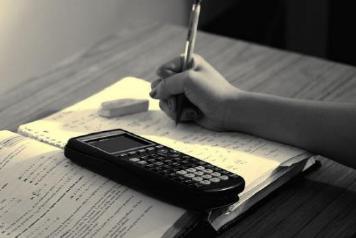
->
[0,77,316,237]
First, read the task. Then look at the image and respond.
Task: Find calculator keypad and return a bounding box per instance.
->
[119,146,238,189]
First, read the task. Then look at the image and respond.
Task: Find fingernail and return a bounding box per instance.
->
[151,78,162,89]
[149,89,157,98]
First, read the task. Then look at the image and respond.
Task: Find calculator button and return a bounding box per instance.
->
[138,149,146,154]
[196,160,206,165]
[177,170,187,175]
[162,169,170,174]
[194,171,204,176]
[138,161,147,165]
[184,173,195,178]
[210,178,220,183]
[212,172,221,177]
[146,147,155,152]
[155,162,164,166]
[129,158,140,162]
[148,159,156,163]
[169,153,180,158]
[152,164,161,170]
[195,166,205,171]
[164,160,173,164]
[186,168,196,173]
[172,162,180,167]
[219,175,229,181]
[157,149,168,155]
[184,180,194,185]
[192,177,203,182]
[215,168,226,173]
[155,145,164,149]
[128,151,137,156]
[202,174,212,179]
[204,169,213,174]
[200,180,211,185]
[230,174,240,178]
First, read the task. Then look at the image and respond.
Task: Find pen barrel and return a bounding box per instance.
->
[176,0,202,123]
[183,1,201,70]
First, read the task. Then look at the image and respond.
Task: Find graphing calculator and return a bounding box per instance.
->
[64,129,245,210]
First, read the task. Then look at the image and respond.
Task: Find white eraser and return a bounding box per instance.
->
[98,99,149,118]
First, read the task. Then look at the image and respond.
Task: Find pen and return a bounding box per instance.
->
[175,0,203,124]
[182,0,202,71]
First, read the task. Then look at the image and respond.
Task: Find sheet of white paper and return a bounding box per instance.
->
[209,158,315,230]
[18,77,308,191]
[0,131,186,238]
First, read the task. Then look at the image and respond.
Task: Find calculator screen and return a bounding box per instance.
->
[88,134,150,153]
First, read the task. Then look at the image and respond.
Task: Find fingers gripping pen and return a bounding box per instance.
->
[175,0,203,124]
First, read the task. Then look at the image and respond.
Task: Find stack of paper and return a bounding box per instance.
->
[17,77,314,232]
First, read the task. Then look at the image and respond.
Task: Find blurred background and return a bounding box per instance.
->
[1,0,355,95]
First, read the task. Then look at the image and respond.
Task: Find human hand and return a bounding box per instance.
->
[150,54,240,131]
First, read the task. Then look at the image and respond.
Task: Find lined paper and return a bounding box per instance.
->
[18,77,308,188]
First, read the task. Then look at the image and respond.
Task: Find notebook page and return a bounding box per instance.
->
[18,77,308,189]
[210,158,316,230]
[0,130,187,238]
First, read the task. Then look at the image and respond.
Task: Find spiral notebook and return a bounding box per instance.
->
[17,77,316,235]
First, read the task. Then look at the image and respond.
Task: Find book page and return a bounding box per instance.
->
[0,131,186,238]
[18,77,308,189]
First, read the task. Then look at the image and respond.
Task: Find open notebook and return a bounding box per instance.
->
[0,77,315,237]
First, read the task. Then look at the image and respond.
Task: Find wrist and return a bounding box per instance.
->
[222,89,257,132]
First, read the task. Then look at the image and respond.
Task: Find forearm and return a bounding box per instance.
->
[225,91,356,168]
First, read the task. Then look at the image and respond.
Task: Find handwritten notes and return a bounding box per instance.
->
[18,77,307,188]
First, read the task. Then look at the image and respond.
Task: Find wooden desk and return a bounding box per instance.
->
[0,23,355,237]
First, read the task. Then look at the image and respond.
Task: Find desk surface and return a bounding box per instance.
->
[0,23,355,237]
